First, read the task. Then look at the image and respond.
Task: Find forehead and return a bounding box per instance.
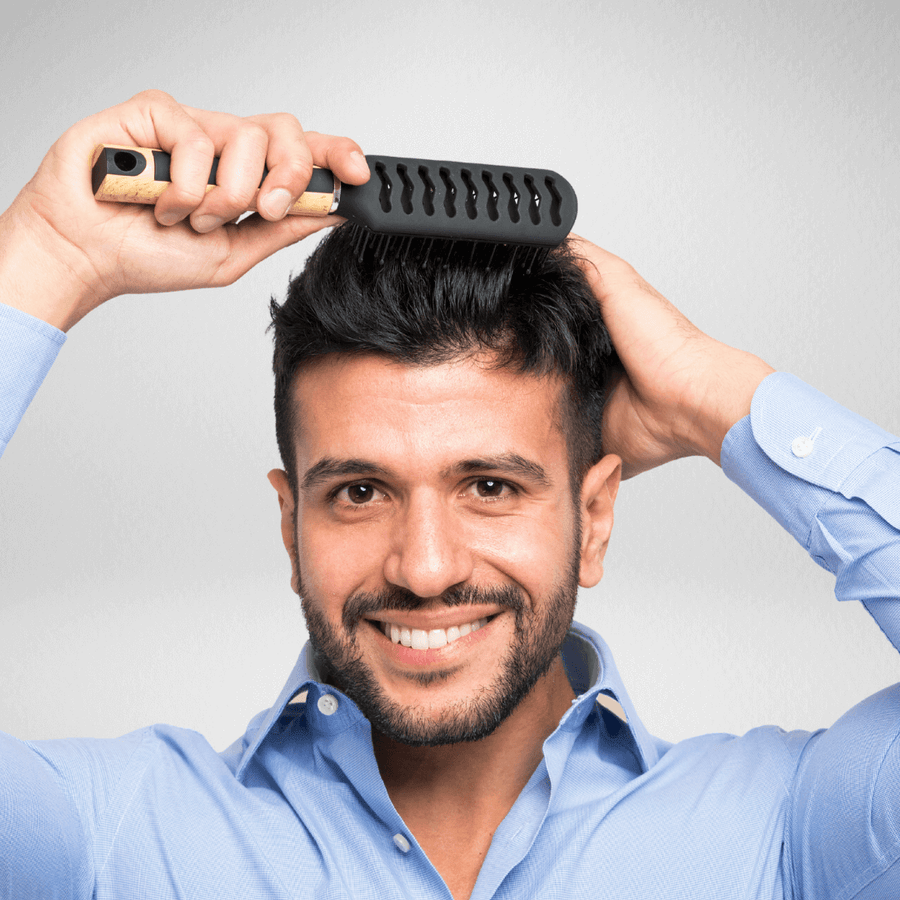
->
[289,353,569,473]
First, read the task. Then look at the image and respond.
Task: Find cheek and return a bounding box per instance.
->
[470,507,577,589]
[296,513,387,607]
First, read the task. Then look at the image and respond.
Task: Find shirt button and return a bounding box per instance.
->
[393,833,411,853]
[791,436,814,458]
[317,694,339,716]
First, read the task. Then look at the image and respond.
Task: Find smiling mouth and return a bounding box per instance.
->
[369,615,498,650]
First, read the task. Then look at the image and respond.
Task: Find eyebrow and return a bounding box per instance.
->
[444,454,552,487]
[300,458,391,495]
[299,453,552,495]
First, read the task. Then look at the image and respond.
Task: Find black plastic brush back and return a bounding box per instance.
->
[341,156,577,247]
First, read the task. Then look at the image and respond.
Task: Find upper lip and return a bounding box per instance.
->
[365,606,503,631]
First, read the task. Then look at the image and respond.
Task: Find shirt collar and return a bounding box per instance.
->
[236,619,659,781]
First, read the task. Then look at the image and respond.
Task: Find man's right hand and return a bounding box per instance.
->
[0,89,371,331]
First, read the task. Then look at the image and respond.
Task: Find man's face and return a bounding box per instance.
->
[270,352,617,746]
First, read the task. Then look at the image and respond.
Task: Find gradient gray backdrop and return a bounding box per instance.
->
[1,0,897,750]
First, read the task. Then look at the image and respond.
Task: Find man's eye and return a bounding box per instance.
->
[471,479,514,499]
[337,483,382,505]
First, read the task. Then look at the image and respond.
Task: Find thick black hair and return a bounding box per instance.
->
[269,224,619,498]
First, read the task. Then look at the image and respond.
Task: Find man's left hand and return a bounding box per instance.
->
[569,234,775,479]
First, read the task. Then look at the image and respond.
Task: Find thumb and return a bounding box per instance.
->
[208,213,344,286]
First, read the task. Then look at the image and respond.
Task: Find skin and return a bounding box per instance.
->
[0,91,774,900]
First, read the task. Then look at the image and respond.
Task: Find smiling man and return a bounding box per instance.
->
[1,91,898,900]
[267,223,619,753]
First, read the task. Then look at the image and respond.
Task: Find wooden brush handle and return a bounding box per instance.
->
[90,145,338,216]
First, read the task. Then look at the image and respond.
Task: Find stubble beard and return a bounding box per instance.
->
[293,529,582,747]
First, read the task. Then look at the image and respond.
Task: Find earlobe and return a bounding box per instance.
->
[267,468,300,594]
[578,454,622,588]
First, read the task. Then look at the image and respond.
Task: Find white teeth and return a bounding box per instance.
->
[380,617,491,649]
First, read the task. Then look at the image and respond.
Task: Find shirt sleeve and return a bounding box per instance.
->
[721,371,900,648]
[0,732,92,899]
[0,302,66,459]
[721,372,900,899]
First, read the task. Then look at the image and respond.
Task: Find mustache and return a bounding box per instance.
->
[343,583,526,631]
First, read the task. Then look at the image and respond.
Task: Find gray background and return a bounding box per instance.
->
[0,0,897,751]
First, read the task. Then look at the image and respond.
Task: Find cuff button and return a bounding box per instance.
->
[791,436,814,458]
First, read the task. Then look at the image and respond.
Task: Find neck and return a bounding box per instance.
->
[371,655,575,823]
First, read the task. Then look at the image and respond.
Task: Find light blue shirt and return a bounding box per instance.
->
[1,301,899,899]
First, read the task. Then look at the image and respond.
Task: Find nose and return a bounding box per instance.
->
[382,491,475,599]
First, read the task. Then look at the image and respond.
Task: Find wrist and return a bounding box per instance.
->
[680,347,775,466]
[0,200,101,332]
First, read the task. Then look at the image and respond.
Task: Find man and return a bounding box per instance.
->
[0,90,897,899]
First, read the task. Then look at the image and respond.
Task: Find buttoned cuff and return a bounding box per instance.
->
[721,372,900,602]
[0,302,66,458]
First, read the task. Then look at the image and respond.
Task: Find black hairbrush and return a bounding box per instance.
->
[91,145,577,270]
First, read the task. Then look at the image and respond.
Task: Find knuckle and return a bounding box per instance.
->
[132,87,174,104]
[216,182,256,211]
[283,156,314,187]
[183,132,216,157]
[170,182,208,209]
[273,111,303,130]
[240,121,269,150]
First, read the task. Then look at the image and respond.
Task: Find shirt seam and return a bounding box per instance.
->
[94,727,168,882]
[27,740,95,894]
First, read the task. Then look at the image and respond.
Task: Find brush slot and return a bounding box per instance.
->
[418,166,436,216]
[545,176,562,227]
[503,173,521,223]
[482,171,500,221]
[375,162,392,213]
[439,167,457,218]
[460,169,478,220]
[524,174,541,225]
[396,163,414,214]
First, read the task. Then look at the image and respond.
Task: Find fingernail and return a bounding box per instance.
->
[157,210,182,227]
[193,214,225,233]
[350,151,370,178]
[260,188,293,220]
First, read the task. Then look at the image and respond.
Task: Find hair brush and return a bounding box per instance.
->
[91,145,577,270]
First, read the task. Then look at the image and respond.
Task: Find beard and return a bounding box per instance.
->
[294,531,581,748]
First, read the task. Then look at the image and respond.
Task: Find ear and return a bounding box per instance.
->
[578,454,622,588]
[267,468,300,595]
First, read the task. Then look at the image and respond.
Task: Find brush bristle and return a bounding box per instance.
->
[346,224,550,275]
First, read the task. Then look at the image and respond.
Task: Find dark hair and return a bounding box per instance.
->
[269,225,619,498]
